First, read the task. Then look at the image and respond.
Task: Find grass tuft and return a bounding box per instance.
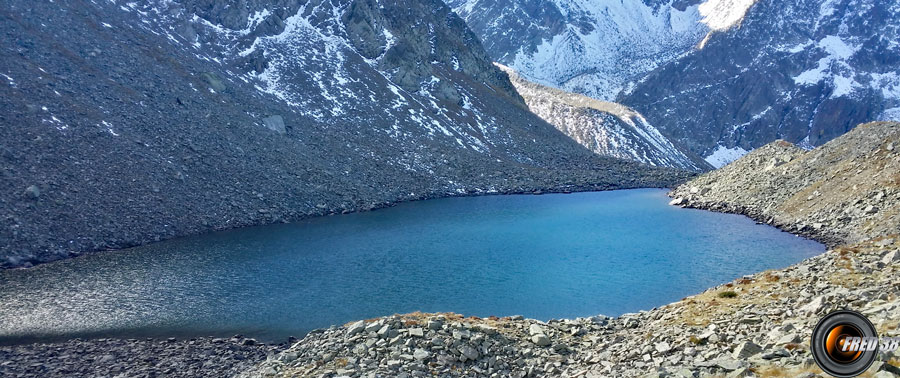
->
[718,291,738,299]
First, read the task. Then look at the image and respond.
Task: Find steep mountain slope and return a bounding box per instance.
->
[0,0,687,268]
[500,65,710,171]
[623,0,900,166]
[447,0,707,101]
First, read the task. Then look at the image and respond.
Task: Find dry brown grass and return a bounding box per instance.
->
[752,361,896,378]
[668,271,788,327]
[751,364,823,377]
[828,271,865,287]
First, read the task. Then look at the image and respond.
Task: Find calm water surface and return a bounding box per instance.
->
[0,189,823,344]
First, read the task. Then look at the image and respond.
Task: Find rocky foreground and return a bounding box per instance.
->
[0,335,284,378]
[240,122,900,377]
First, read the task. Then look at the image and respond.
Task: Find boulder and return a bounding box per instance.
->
[262,115,286,134]
[346,320,366,336]
[413,348,430,361]
[458,344,479,361]
[731,341,762,359]
[531,334,551,346]
[24,185,40,200]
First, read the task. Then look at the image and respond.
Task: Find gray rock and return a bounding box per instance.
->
[776,333,800,344]
[24,185,40,199]
[760,348,790,360]
[346,320,366,336]
[715,358,747,371]
[364,321,381,333]
[413,348,430,361]
[882,251,900,265]
[458,344,479,361]
[377,324,391,338]
[531,334,551,346]
[655,341,671,354]
[732,342,762,360]
[262,115,286,134]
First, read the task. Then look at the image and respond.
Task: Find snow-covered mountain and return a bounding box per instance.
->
[447,0,708,101]
[622,0,900,166]
[500,65,710,171]
[0,0,686,267]
[453,0,900,167]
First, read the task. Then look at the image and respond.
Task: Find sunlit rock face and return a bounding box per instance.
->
[499,65,711,171]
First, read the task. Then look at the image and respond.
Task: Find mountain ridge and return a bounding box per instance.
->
[453,0,900,167]
[447,0,709,101]
[499,64,712,171]
[622,0,900,162]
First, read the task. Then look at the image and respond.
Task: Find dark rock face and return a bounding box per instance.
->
[0,0,688,268]
[622,0,900,159]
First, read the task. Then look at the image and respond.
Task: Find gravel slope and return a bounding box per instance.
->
[0,336,285,378]
[669,121,900,247]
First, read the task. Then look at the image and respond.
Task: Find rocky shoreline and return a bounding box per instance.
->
[236,122,900,377]
[238,236,900,378]
[668,122,900,249]
[2,178,689,270]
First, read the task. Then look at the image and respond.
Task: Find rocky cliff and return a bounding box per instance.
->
[623,0,900,164]
[239,122,900,377]
[500,64,711,171]
[0,0,687,268]
[454,0,900,167]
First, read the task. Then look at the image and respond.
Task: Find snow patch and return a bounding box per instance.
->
[495,0,706,100]
[705,145,749,168]
[793,35,862,98]
[2,73,15,88]
[881,107,900,122]
[698,0,757,31]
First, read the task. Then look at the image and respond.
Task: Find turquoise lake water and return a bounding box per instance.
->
[0,189,824,344]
